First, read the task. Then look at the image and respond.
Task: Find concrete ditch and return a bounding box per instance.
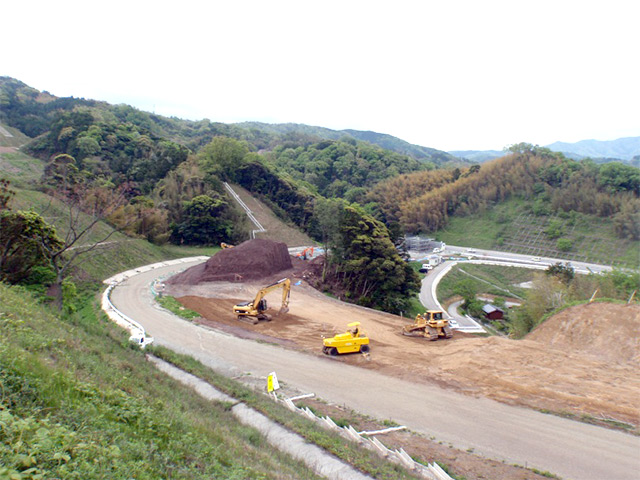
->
[147,355,373,480]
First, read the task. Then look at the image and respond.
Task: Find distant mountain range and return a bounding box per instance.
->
[450,137,640,165]
[546,137,640,161]
[236,122,461,166]
[448,150,506,163]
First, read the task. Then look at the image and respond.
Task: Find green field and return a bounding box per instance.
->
[0,149,44,187]
[436,263,534,303]
[434,200,639,268]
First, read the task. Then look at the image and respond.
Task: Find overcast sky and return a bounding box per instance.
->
[2,1,638,151]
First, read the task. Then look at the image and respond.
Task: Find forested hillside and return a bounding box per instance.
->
[238,121,460,166]
[368,145,640,242]
[0,77,421,313]
[265,138,431,201]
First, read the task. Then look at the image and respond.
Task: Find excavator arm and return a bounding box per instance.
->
[233,278,290,322]
[252,278,290,314]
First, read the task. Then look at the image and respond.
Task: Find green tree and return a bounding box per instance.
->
[453,278,477,308]
[505,142,535,154]
[313,197,345,279]
[198,136,250,180]
[511,273,568,338]
[543,219,564,239]
[0,178,15,210]
[171,194,233,245]
[598,162,640,194]
[76,135,101,158]
[546,262,575,284]
[42,154,82,194]
[0,210,63,284]
[334,204,420,312]
[556,238,573,251]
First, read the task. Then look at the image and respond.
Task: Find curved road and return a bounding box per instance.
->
[416,246,619,331]
[110,260,640,480]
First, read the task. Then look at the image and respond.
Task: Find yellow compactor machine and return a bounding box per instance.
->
[233,278,290,324]
[402,310,453,340]
[323,322,370,355]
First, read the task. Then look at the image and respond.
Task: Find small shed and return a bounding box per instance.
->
[483,304,504,320]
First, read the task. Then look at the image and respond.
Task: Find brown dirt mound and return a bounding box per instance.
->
[527,302,640,364]
[167,239,293,284]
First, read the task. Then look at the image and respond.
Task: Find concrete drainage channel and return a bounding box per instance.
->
[148,355,372,480]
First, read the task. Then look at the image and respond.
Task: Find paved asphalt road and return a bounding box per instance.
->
[110,260,640,480]
[414,246,619,331]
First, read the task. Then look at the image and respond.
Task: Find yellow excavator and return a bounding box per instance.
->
[233,278,291,324]
[323,322,370,355]
[402,310,453,341]
[220,242,234,249]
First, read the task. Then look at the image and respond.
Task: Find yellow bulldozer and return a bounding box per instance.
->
[323,322,370,355]
[402,310,453,341]
[233,278,291,324]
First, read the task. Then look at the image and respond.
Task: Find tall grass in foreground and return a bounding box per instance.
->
[0,283,323,480]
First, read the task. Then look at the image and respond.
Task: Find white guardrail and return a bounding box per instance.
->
[280,395,453,480]
[101,256,209,348]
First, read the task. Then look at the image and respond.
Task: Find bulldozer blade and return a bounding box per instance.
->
[402,328,426,337]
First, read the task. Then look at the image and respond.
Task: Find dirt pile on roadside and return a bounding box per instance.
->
[167,239,293,285]
[527,303,640,364]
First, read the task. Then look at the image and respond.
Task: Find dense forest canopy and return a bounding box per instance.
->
[265,138,431,202]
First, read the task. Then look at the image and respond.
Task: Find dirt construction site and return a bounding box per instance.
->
[166,239,640,433]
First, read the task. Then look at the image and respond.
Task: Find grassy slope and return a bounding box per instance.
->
[433,199,639,268]
[0,283,421,479]
[0,150,43,188]
[230,183,315,247]
[0,122,31,149]
[0,284,326,479]
[436,264,534,303]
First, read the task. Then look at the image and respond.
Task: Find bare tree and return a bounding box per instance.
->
[40,174,134,310]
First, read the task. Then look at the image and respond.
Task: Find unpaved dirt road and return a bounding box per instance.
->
[111,260,640,480]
